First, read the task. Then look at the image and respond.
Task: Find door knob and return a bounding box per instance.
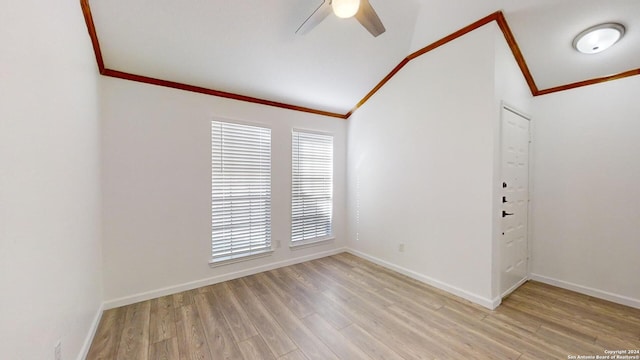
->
[502,211,514,217]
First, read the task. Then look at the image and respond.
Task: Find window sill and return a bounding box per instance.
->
[209,249,274,268]
[289,237,334,250]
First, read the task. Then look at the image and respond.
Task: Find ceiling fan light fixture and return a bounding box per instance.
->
[573,23,625,54]
[332,0,360,19]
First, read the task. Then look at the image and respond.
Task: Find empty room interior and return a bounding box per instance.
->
[2,0,640,359]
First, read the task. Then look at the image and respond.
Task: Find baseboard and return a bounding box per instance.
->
[530,273,640,310]
[501,276,529,299]
[77,302,104,360]
[347,249,499,310]
[103,247,347,309]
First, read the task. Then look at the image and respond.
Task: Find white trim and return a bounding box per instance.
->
[491,297,502,309]
[209,249,274,267]
[530,273,640,310]
[290,237,334,250]
[77,302,104,360]
[104,247,346,309]
[501,101,531,120]
[347,249,500,310]
[291,127,334,137]
[211,115,273,130]
[525,108,535,278]
[500,276,529,299]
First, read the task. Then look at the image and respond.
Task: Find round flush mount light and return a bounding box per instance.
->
[332,0,360,19]
[573,23,625,54]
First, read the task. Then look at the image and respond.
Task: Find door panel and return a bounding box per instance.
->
[500,106,530,297]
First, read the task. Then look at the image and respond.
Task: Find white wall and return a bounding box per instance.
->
[494,31,533,116]
[347,23,499,307]
[101,77,347,305]
[530,75,640,307]
[410,0,503,53]
[0,0,103,359]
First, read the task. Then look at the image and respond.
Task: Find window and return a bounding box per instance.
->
[291,130,333,244]
[211,120,271,263]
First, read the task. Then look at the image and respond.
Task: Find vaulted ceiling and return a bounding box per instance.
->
[84,0,640,118]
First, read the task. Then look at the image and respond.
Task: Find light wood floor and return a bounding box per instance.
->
[87,253,640,359]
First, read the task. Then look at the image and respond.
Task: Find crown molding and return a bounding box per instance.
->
[80,1,640,119]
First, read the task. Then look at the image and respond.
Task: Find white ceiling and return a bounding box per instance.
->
[89,0,640,114]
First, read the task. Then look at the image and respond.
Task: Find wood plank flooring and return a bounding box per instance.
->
[87,253,640,359]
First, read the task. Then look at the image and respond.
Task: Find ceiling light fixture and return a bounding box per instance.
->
[331,0,360,19]
[573,23,625,54]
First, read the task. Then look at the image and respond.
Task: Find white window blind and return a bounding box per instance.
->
[211,120,271,263]
[291,131,333,243]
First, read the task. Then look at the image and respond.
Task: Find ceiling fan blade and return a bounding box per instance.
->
[355,0,386,37]
[296,0,332,35]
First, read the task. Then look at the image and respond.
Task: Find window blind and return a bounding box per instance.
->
[211,121,271,263]
[291,131,333,243]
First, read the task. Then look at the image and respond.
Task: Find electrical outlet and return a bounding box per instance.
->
[54,341,62,360]
[399,243,405,252]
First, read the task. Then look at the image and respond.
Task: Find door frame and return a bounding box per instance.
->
[498,102,533,299]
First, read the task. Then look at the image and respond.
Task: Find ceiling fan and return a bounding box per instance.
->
[296,0,386,37]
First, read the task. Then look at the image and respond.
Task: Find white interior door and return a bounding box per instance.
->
[500,105,530,298]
